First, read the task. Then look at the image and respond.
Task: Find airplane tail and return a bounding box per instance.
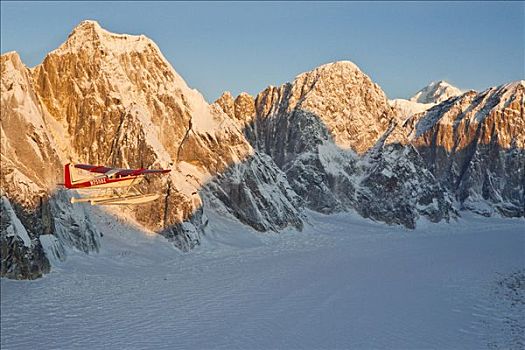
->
[64,163,73,189]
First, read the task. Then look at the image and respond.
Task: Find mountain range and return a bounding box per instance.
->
[1,21,523,279]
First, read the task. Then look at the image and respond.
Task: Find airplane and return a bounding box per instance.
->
[64,163,170,205]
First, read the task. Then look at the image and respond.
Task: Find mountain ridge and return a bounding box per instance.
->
[2,21,523,279]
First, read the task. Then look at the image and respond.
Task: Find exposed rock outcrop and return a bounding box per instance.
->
[1,196,50,279]
[253,61,404,154]
[205,153,304,232]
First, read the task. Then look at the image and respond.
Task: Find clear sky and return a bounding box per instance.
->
[1,1,524,102]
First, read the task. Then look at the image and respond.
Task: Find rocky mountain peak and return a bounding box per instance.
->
[54,20,153,55]
[3,20,304,259]
[282,60,399,153]
[214,91,235,119]
[1,51,23,65]
[411,80,524,145]
[390,80,464,118]
[2,51,27,88]
[291,61,369,102]
[72,19,102,33]
[410,80,462,104]
[234,92,255,122]
[248,59,451,224]
[295,60,361,80]
[40,20,192,101]
[214,91,255,124]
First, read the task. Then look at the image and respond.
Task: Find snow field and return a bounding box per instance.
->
[1,210,524,349]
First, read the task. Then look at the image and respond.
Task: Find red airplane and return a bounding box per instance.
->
[64,163,170,205]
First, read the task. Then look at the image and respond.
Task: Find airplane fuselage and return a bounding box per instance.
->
[64,163,147,189]
[66,175,143,189]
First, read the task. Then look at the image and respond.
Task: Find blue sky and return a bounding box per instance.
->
[1,1,523,102]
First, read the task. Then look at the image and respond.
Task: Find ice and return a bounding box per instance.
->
[1,196,32,247]
[39,234,66,265]
[1,210,523,349]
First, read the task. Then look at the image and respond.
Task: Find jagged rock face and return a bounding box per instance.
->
[249,101,353,215]
[1,53,62,187]
[215,91,255,124]
[49,191,101,253]
[8,21,232,241]
[1,196,50,279]
[0,164,101,275]
[234,93,256,123]
[355,144,455,228]
[34,20,193,163]
[30,20,206,236]
[283,141,358,213]
[408,81,525,216]
[34,21,296,242]
[215,92,235,120]
[215,91,257,142]
[205,153,304,232]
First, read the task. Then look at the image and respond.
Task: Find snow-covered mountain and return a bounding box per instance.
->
[1,20,302,278]
[1,50,101,279]
[406,81,525,217]
[411,80,463,104]
[1,21,523,279]
[390,80,464,118]
[215,61,454,227]
[38,20,304,243]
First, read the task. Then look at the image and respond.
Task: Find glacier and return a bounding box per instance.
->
[1,210,524,349]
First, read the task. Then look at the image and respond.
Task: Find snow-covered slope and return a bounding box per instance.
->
[389,98,435,119]
[2,210,523,348]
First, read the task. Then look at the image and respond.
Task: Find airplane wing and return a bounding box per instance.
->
[116,168,171,176]
[74,164,170,177]
[74,164,117,173]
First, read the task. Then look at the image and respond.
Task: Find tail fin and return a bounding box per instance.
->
[64,163,73,188]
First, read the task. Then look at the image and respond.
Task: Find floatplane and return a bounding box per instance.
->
[64,163,170,205]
